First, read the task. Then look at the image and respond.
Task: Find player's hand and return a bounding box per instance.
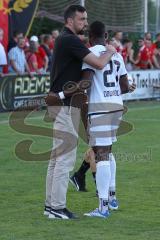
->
[129,83,136,92]
[106,44,117,55]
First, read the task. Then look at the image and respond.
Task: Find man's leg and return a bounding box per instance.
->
[44,140,57,215]
[44,106,61,215]
[45,106,80,219]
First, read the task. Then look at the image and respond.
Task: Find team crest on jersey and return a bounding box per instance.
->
[0,0,32,14]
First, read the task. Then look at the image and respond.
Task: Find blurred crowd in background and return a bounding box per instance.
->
[1,28,160,76]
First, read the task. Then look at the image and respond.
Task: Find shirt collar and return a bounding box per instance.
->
[140,45,145,51]
[63,26,75,35]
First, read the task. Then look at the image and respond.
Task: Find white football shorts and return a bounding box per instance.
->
[88,111,123,146]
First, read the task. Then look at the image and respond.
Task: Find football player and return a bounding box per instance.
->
[70,21,136,218]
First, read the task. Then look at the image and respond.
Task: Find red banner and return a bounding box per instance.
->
[0,0,39,50]
[0,0,9,50]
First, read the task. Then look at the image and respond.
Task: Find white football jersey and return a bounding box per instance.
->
[82,45,127,114]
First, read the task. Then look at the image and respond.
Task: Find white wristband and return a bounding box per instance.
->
[58,91,65,99]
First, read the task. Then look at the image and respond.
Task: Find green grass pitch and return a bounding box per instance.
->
[0,101,160,240]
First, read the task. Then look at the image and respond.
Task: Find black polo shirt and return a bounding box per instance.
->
[50,27,90,105]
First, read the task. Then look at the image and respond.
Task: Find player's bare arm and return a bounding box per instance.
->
[61,69,94,98]
[80,69,95,130]
[81,69,95,82]
[119,74,129,94]
[120,74,136,93]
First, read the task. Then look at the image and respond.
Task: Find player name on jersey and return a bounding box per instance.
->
[104,90,120,97]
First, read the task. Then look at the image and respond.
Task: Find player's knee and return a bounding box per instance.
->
[92,146,110,163]
[95,155,110,163]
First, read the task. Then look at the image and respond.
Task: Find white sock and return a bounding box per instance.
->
[109,153,116,200]
[96,161,111,213]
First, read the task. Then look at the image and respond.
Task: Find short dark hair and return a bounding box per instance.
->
[89,21,105,38]
[138,37,144,41]
[43,34,51,43]
[64,4,86,23]
[13,30,23,38]
[123,38,131,44]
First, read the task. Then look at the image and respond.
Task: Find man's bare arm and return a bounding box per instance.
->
[83,45,116,70]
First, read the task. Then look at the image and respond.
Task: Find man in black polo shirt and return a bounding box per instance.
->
[44,4,116,219]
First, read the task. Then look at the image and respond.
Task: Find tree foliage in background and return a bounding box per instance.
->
[30,17,63,37]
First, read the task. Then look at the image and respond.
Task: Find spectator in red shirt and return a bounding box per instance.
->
[144,32,157,58]
[145,39,160,68]
[30,36,49,73]
[122,38,135,71]
[144,32,152,41]
[135,38,152,69]
[26,41,41,74]
[112,31,123,54]
[108,38,119,49]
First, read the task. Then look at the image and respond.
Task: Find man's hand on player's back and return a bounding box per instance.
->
[106,44,117,55]
[83,45,116,70]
